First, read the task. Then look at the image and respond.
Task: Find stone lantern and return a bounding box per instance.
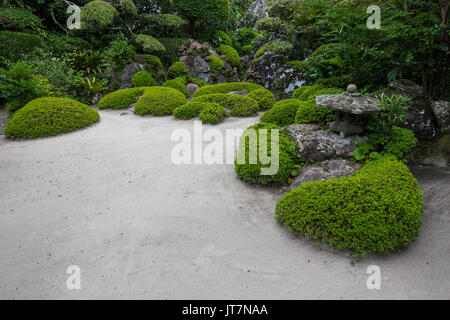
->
[316,85,380,137]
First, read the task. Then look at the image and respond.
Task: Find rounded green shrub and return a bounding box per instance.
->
[173,0,230,30]
[81,0,119,30]
[214,30,233,46]
[247,89,276,110]
[369,126,418,159]
[173,101,209,120]
[235,122,300,185]
[255,41,293,58]
[120,0,138,16]
[0,7,43,31]
[162,77,190,97]
[306,43,357,79]
[292,84,324,100]
[199,104,229,124]
[167,62,188,79]
[132,71,157,87]
[134,86,187,116]
[260,99,302,126]
[144,55,163,70]
[135,34,166,54]
[276,156,423,255]
[98,88,143,109]
[217,44,241,69]
[191,94,258,116]
[194,82,264,97]
[255,17,286,34]
[208,55,225,74]
[294,99,335,126]
[286,60,309,72]
[4,97,99,139]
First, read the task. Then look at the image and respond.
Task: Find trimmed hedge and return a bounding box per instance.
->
[162,77,190,97]
[369,126,418,159]
[4,97,99,139]
[260,99,302,126]
[191,94,258,117]
[217,44,241,69]
[292,84,324,100]
[135,34,166,54]
[208,55,225,74]
[247,89,276,110]
[199,104,229,124]
[235,122,300,185]
[132,71,157,87]
[98,88,143,109]
[294,99,336,126]
[81,0,119,30]
[193,82,264,97]
[276,156,423,255]
[173,101,209,120]
[0,7,43,31]
[134,86,187,116]
[167,61,188,79]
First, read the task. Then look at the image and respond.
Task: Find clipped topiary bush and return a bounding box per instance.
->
[276,156,423,255]
[208,55,225,74]
[162,77,190,97]
[369,126,418,160]
[173,101,209,120]
[255,40,293,58]
[294,99,335,126]
[260,99,302,126]
[292,84,324,100]
[217,44,241,69]
[144,54,163,70]
[132,71,157,87]
[81,0,119,30]
[0,6,43,31]
[191,94,258,117]
[194,82,264,97]
[214,30,233,46]
[235,122,300,185]
[199,103,229,124]
[98,88,143,109]
[4,97,100,139]
[247,89,276,110]
[135,34,166,54]
[167,61,188,79]
[134,86,187,116]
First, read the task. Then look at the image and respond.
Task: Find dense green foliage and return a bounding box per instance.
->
[135,34,166,54]
[260,99,302,126]
[162,77,190,97]
[134,86,187,115]
[247,89,276,110]
[217,45,241,69]
[255,41,293,58]
[191,94,258,116]
[4,97,100,139]
[172,101,209,119]
[0,6,43,31]
[167,62,188,79]
[194,82,264,97]
[235,122,300,185]
[199,103,229,124]
[0,31,43,61]
[81,0,119,30]
[98,87,143,109]
[132,71,157,87]
[276,156,423,254]
[369,126,418,159]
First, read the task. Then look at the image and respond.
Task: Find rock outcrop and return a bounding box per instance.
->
[431,100,450,132]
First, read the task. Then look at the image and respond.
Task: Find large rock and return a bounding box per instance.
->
[316,92,380,114]
[385,79,438,139]
[431,100,450,132]
[289,160,362,190]
[285,123,367,161]
[180,55,210,83]
[237,0,268,28]
[186,83,200,97]
[119,62,144,89]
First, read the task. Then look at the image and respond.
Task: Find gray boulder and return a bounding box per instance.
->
[385,79,437,139]
[119,62,144,89]
[180,55,210,83]
[238,0,268,28]
[285,123,367,161]
[227,89,248,96]
[431,100,450,132]
[289,160,362,190]
[186,83,200,97]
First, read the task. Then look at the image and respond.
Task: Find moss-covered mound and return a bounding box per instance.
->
[217,44,241,69]
[294,99,336,126]
[4,97,99,139]
[135,34,165,54]
[81,0,119,30]
[193,82,264,97]
[173,101,209,120]
[292,84,343,101]
[191,94,258,116]
[199,104,229,124]
[132,71,157,87]
[134,86,187,116]
[276,156,423,255]
[98,87,144,109]
[167,62,188,79]
[247,89,276,110]
[162,77,190,97]
[235,123,300,185]
[259,99,302,126]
